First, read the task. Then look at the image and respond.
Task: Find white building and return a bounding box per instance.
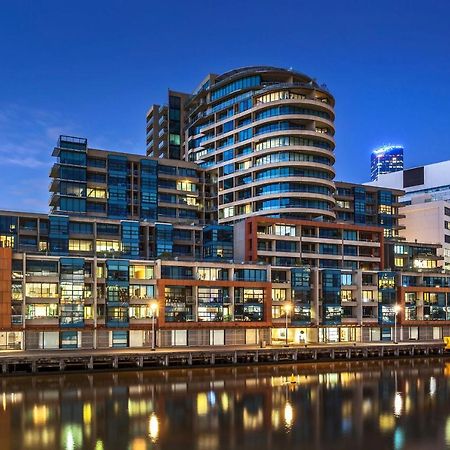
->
[366,160,450,203]
[398,197,450,270]
[366,160,450,270]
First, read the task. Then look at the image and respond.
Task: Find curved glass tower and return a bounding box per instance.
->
[184,66,336,224]
[370,144,404,181]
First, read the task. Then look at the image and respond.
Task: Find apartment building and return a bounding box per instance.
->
[1,66,449,350]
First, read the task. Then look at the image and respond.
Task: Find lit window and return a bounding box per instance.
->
[341,290,353,301]
[394,258,404,267]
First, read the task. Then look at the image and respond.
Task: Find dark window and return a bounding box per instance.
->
[403,167,424,188]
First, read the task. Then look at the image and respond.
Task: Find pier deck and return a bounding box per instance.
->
[0,341,446,375]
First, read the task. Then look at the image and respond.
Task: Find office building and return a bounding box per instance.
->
[370,145,404,181]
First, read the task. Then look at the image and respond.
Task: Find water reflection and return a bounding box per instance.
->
[0,358,450,449]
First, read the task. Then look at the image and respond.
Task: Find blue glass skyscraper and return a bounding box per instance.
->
[370,145,404,181]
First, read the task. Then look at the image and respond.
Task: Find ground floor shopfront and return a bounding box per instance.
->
[1,324,450,351]
[271,324,450,345]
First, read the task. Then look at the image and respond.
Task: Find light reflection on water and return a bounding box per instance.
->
[0,358,450,450]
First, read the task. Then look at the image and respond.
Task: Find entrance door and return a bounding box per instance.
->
[210,330,225,346]
[319,328,339,343]
[340,328,357,342]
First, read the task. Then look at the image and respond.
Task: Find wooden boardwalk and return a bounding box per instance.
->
[0,341,446,375]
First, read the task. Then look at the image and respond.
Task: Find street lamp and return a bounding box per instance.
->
[393,304,401,344]
[150,301,158,351]
[284,303,292,347]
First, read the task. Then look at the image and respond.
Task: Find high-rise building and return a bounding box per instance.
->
[147,66,337,224]
[146,91,189,159]
[370,145,404,181]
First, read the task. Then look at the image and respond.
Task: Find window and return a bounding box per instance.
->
[394,245,406,254]
[255,135,331,151]
[176,181,197,192]
[210,75,260,101]
[27,304,58,319]
[341,290,353,302]
[341,274,353,286]
[362,290,374,302]
[129,265,154,279]
[394,258,404,267]
[197,267,229,281]
[343,230,357,240]
[256,91,307,105]
[96,240,121,252]
[87,188,106,198]
[69,222,93,234]
[129,285,155,299]
[69,239,93,252]
[0,235,14,248]
[234,269,267,282]
[26,260,58,276]
[97,224,120,235]
[272,288,287,301]
[379,205,392,214]
[413,259,437,269]
[169,134,180,145]
[378,273,395,289]
[273,225,296,236]
[161,266,194,279]
[25,283,59,298]
[320,244,339,255]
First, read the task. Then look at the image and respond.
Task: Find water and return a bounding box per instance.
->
[1,358,450,450]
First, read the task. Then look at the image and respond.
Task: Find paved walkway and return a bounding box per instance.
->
[0,340,444,360]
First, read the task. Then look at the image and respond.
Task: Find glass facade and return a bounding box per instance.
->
[203,225,233,260]
[140,159,158,220]
[291,268,311,324]
[121,221,139,258]
[107,155,128,219]
[155,223,173,257]
[59,258,84,327]
[49,215,69,255]
[55,136,87,214]
[370,145,404,181]
[321,269,342,325]
[106,260,129,327]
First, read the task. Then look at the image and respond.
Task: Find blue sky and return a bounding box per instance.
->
[1,0,450,212]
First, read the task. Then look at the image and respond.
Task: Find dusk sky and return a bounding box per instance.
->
[1,0,450,213]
